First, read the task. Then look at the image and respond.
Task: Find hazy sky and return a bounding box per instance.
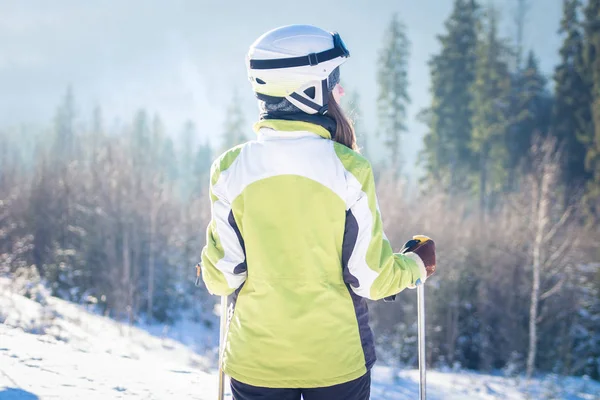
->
[0,0,562,170]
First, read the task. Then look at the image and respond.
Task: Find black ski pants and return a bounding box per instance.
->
[230,371,371,400]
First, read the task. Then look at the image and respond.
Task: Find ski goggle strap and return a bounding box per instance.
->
[249,32,350,70]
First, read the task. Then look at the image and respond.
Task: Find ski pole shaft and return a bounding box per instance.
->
[218,295,227,400]
[417,284,426,400]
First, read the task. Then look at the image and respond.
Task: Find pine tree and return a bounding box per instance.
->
[471,6,512,214]
[422,0,480,192]
[193,140,213,195]
[53,86,76,161]
[89,105,104,169]
[553,0,591,200]
[377,13,410,173]
[45,87,90,300]
[513,0,531,71]
[507,51,552,182]
[582,0,600,219]
[469,8,513,370]
[221,90,247,152]
[178,121,197,200]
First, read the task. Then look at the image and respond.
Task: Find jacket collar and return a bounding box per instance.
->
[253,111,337,140]
[253,119,332,140]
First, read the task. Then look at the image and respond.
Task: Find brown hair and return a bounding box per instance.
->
[327,92,358,152]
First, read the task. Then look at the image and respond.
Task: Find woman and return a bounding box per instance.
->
[200,24,436,400]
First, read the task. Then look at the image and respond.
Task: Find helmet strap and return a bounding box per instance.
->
[286,79,330,115]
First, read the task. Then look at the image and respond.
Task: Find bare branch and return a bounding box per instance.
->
[543,206,573,244]
[540,276,567,300]
[543,237,576,270]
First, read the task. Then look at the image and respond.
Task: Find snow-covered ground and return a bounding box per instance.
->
[1,280,599,400]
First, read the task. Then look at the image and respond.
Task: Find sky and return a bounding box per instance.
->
[0,0,563,172]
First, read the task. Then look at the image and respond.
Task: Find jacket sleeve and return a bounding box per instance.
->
[200,159,247,296]
[341,158,426,301]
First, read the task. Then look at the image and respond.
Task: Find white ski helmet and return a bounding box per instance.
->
[246,24,350,115]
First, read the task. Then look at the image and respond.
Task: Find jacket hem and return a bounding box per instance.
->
[224,364,369,389]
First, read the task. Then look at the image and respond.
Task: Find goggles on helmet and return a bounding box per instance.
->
[249,32,350,70]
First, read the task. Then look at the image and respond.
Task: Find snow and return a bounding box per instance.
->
[1,280,599,399]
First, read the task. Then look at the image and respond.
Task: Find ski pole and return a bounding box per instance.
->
[218,295,227,400]
[196,264,227,400]
[382,237,427,399]
[417,283,426,400]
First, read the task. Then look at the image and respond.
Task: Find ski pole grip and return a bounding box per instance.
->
[383,238,423,302]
